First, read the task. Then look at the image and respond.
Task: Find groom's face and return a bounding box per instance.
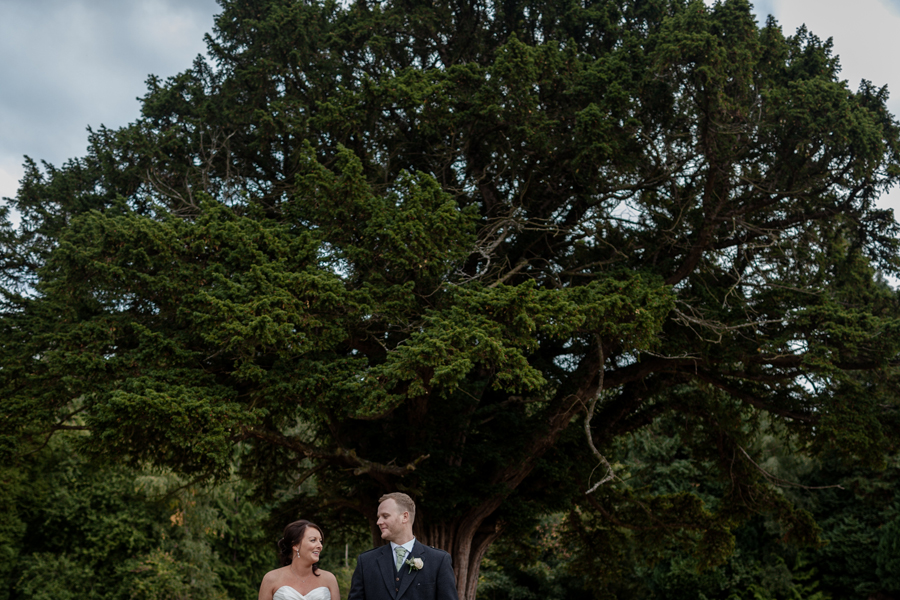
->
[376,498,410,543]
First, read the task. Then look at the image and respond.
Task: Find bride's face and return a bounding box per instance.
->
[292,526,324,564]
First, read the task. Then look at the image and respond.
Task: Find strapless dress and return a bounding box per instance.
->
[273,586,331,600]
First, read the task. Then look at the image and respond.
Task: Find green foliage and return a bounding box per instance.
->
[876,516,900,593]
[491,421,900,600]
[1,434,274,600]
[0,465,26,600]
[478,514,592,600]
[806,453,900,598]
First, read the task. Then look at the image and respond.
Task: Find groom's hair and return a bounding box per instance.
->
[379,492,416,524]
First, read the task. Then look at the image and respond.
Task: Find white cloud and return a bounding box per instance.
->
[0,0,218,203]
[0,165,20,203]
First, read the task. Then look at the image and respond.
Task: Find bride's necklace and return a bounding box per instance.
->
[290,562,314,585]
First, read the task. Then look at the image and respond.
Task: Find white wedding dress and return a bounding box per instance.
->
[273,586,331,600]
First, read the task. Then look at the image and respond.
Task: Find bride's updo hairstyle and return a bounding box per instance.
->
[277,519,324,572]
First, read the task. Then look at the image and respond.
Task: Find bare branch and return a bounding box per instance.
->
[585,340,615,493]
[738,446,844,491]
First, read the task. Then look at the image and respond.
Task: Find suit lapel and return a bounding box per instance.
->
[396,541,426,600]
[377,544,398,598]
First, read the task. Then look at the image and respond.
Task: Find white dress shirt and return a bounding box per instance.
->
[390,537,417,564]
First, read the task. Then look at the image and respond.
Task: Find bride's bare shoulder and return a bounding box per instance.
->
[312,569,340,598]
[259,566,291,600]
[318,569,340,581]
[262,566,292,582]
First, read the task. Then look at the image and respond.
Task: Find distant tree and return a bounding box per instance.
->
[809,453,900,599]
[3,0,900,598]
[876,516,900,596]
[556,422,900,599]
[0,464,26,600]
[0,434,272,600]
[560,418,825,599]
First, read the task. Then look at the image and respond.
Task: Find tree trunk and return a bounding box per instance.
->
[417,510,503,600]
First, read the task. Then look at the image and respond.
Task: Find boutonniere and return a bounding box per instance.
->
[406,556,424,571]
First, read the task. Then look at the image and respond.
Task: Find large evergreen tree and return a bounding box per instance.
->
[3,0,900,597]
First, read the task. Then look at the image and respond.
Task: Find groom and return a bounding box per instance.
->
[348,492,458,600]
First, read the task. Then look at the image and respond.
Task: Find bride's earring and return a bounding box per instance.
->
[296,549,301,558]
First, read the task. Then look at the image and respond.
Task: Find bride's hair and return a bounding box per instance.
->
[277,519,325,571]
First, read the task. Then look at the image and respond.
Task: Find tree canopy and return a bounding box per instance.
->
[3,0,900,597]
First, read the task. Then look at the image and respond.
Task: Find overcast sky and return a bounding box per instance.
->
[0,0,218,203]
[2,0,899,213]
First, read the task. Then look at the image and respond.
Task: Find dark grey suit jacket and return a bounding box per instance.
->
[347,541,458,600]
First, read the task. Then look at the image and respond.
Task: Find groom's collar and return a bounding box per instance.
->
[389,538,416,555]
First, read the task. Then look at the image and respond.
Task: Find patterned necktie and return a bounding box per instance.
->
[394,546,407,570]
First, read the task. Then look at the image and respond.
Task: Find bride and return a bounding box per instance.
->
[258,520,341,600]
